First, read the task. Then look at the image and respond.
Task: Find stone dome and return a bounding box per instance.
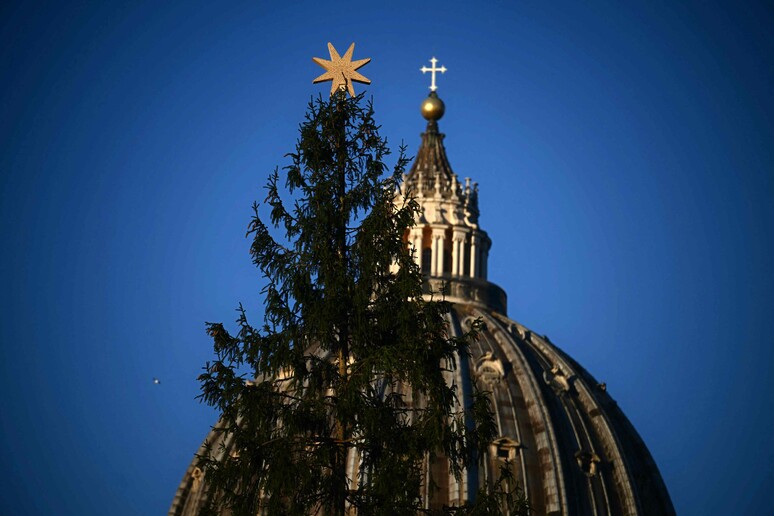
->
[170,92,675,515]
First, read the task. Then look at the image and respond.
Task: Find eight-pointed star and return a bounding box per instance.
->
[313,42,371,97]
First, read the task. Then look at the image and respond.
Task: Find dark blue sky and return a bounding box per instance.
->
[1,1,772,514]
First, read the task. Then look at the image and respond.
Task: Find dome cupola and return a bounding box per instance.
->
[398,90,506,315]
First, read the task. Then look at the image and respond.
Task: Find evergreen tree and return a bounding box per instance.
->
[197,92,527,515]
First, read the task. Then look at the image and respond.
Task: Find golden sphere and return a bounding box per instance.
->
[421,92,445,121]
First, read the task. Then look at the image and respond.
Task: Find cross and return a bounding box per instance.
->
[420,57,446,92]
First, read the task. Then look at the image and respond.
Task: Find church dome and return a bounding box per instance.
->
[390,92,675,514]
[170,91,675,516]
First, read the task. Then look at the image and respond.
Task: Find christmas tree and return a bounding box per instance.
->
[196,43,526,515]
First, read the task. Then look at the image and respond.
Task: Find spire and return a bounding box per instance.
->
[400,72,493,297]
[406,91,456,197]
[398,57,499,312]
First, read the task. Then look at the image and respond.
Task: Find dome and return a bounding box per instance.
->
[170,92,674,515]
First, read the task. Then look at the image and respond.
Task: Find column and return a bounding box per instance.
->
[469,232,479,278]
[410,228,423,270]
[436,232,444,275]
[430,232,438,276]
[480,237,490,280]
[430,227,445,276]
[451,229,467,277]
[451,236,459,277]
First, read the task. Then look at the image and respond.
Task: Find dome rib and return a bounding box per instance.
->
[469,306,569,514]
[472,307,675,515]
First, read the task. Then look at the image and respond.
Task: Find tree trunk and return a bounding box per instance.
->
[332,89,350,516]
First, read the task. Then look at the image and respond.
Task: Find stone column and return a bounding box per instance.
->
[430,230,438,276]
[430,227,446,276]
[435,233,446,276]
[410,228,423,270]
[451,235,460,277]
[469,232,480,278]
[452,229,467,277]
[480,236,490,280]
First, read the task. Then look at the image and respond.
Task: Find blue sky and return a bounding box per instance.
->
[1,1,772,514]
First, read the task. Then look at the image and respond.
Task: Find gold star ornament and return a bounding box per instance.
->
[312,42,371,97]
